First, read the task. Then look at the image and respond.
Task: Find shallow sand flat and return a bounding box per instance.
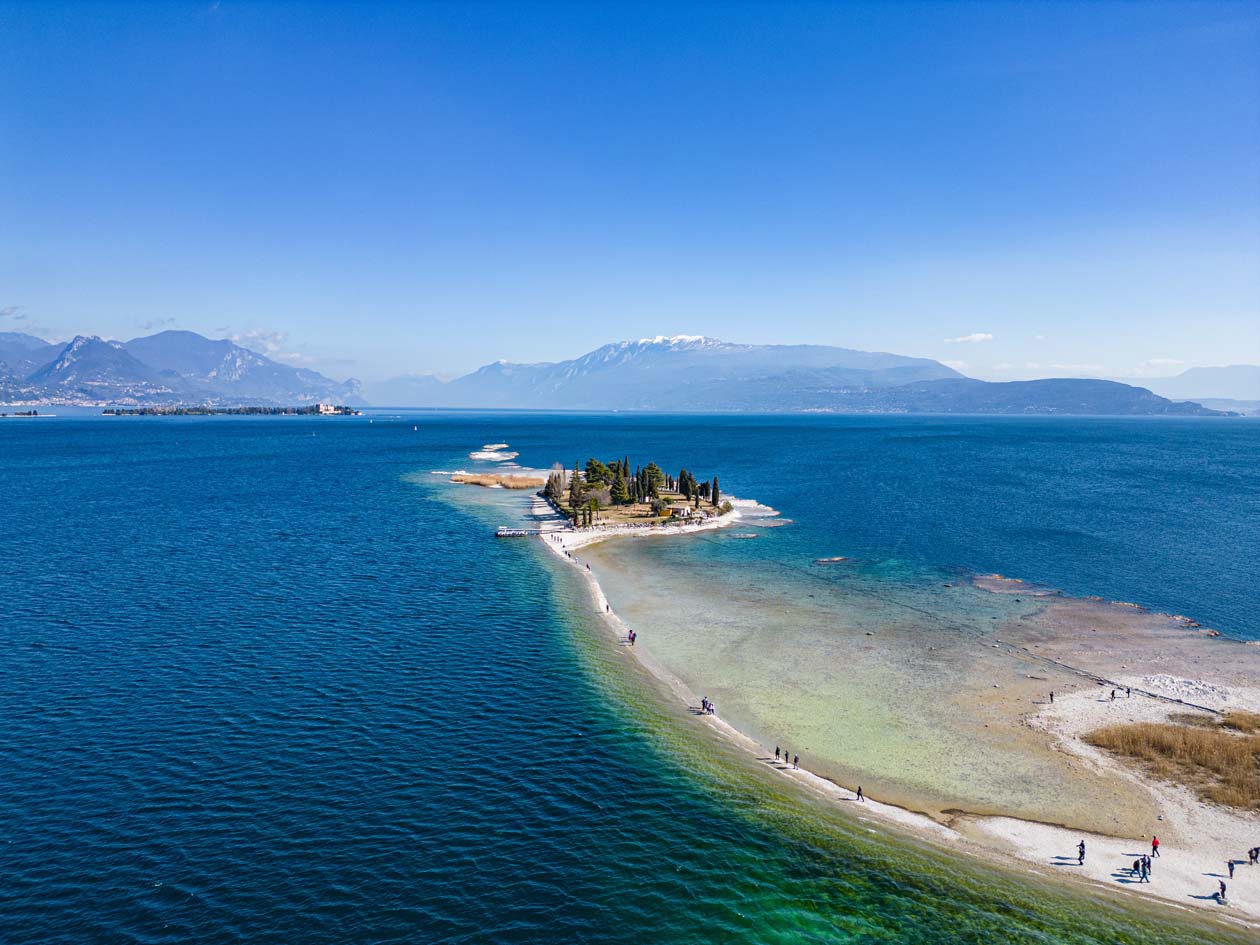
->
[579,536,1169,836]
[985,588,1260,699]
[543,529,1260,926]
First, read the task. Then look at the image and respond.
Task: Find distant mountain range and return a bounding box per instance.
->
[0,330,361,406]
[364,335,1228,416]
[3,330,1241,416]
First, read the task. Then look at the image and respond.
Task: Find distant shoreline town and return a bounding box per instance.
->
[101,404,361,417]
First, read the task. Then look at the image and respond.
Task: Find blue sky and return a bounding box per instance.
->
[1,1,1257,382]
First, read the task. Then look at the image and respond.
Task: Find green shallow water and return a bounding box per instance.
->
[535,549,1249,944]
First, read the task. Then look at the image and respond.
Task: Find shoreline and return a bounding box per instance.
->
[525,493,1259,929]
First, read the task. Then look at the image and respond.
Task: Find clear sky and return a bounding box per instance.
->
[2,1,1257,383]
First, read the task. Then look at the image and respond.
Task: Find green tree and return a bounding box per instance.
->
[644,462,665,494]
[611,466,630,505]
[568,461,584,516]
[585,458,611,485]
[712,477,720,506]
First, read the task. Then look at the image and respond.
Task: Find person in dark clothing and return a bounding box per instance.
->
[1077,841,1086,865]
[1228,860,1235,878]
[793,754,799,770]
[774,746,780,762]
[856,786,864,802]
[1218,880,1227,902]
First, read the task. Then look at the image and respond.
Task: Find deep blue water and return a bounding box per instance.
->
[0,412,1256,944]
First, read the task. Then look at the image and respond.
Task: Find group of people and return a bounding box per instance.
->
[772,746,799,770]
[699,696,716,715]
[1072,834,1257,905]
[1129,854,1154,882]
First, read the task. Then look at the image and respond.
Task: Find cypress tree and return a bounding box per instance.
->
[712,477,720,506]
[611,466,629,505]
[568,461,584,515]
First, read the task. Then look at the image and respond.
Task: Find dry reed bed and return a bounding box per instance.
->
[450,473,546,489]
[1086,711,1260,811]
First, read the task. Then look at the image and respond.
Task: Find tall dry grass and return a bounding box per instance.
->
[1223,709,1260,734]
[1085,718,1260,811]
[450,473,546,489]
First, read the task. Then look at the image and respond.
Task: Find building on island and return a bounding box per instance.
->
[316,403,339,415]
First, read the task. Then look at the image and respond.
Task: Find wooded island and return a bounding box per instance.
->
[541,457,731,527]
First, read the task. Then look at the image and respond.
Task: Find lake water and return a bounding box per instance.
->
[1,412,1255,944]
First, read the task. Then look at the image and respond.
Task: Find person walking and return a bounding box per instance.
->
[1126,687,1131,698]
[793,754,799,770]
[1219,880,1227,903]
[775,746,780,762]
[1151,836,1160,857]
[1228,860,1235,879]
[856,786,864,802]
[1078,840,1086,865]
[1049,691,1054,704]
[1144,854,1152,876]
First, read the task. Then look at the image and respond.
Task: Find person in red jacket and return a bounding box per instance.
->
[1151,836,1160,857]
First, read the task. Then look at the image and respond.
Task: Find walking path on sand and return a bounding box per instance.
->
[527,494,1259,928]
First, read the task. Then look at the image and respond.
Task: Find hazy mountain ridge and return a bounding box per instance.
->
[1138,365,1260,402]
[435,336,964,409]
[841,377,1224,416]
[0,330,361,406]
[370,335,1227,416]
[4,329,1239,416]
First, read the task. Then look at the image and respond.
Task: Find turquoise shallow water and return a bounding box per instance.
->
[0,412,1255,943]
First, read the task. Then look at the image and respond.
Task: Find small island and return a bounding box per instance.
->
[541,457,731,527]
